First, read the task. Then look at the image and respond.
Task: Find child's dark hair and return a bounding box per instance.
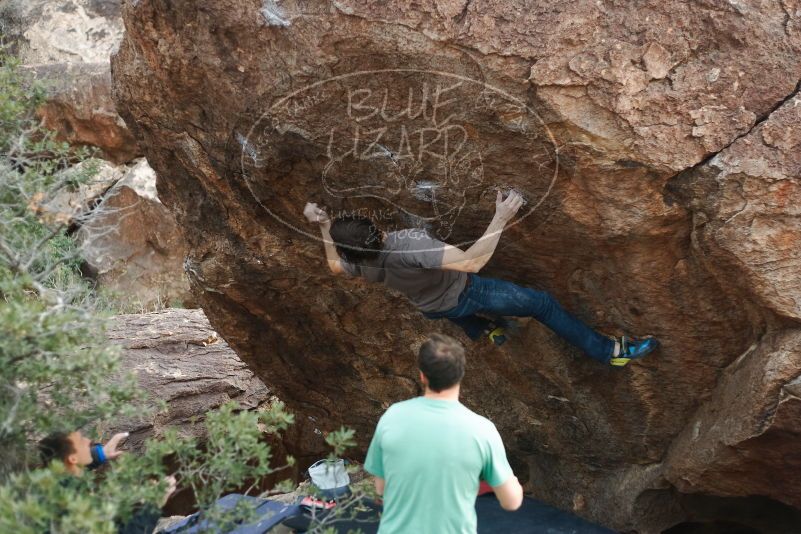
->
[329,215,384,264]
[39,431,74,466]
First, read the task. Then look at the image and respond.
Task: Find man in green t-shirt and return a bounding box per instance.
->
[364,333,523,534]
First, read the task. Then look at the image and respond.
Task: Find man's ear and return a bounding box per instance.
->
[419,371,427,386]
[66,453,79,467]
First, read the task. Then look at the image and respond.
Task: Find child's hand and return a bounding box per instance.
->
[160,475,178,506]
[103,432,129,460]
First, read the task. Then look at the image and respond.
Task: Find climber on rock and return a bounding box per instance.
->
[302,191,658,366]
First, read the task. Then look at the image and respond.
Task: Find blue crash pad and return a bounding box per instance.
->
[161,493,615,533]
[161,494,301,534]
[280,494,615,533]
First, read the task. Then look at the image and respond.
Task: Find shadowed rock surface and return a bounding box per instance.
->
[110,1,801,531]
[665,329,801,509]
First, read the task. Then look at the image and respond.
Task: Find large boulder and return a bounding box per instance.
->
[111,1,801,531]
[27,62,141,164]
[6,1,140,162]
[76,158,194,309]
[1,0,123,65]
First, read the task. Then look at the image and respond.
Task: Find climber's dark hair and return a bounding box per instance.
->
[39,431,75,466]
[418,333,466,392]
[329,215,383,264]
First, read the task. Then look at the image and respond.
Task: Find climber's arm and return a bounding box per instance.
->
[440,216,507,273]
[440,190,524,273]
[304,202,345,275]
[320,222,346,275]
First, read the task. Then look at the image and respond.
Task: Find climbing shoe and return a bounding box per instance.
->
[609,335,659,367]
[488,327,507,346]
[485,318,518,346]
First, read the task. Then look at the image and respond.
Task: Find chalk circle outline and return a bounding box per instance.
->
[239,68,561,254]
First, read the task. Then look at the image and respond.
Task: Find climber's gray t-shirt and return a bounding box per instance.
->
[340,229,467,313]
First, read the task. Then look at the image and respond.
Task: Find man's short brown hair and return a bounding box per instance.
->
[329,215,384,264]
[418,333,466,392]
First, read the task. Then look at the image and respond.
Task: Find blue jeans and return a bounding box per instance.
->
[422,274,614,364]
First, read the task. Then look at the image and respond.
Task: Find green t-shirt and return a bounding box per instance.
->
[364,397,514,534]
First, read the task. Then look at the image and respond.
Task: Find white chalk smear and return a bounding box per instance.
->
[261,0,290,27]
[236,132,262,166]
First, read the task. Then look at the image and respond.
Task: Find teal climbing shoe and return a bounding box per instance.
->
[609,335,659,367]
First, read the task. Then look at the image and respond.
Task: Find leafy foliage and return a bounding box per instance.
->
[150,402,296,530]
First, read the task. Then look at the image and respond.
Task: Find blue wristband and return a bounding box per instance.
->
[94,444,107,464]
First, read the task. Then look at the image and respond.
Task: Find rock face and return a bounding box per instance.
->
[6,0,140,163]
[28,62,141,164]
[6,0,189,309]
[664,89,801,510]
[2,0,123,65]
[37,156,193,309]
[6,2,194,312]
[665,329,801,509]
[667,90,801,323]
[102,309,330,467]
[111,1,801,531]
[103,308,272,451]
[77,158,194,309]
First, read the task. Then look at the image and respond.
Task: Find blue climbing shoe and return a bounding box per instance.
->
[609,335,659,367]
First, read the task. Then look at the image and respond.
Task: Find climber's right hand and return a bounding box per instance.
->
[494,189,525,223]
[158,475,178,507]
[303,202,330,226]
